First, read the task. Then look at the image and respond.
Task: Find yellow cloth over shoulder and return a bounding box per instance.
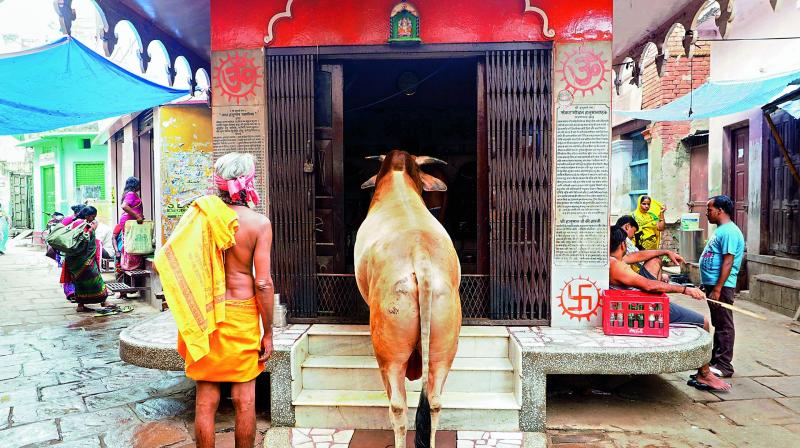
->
[154,195,238,362]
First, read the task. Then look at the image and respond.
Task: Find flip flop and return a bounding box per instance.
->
[95,307,120,317]
[687,378,713,391]
[688,378,730,392]
[107,305,134,313]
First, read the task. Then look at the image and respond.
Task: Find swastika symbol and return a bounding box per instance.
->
[558,277,601,321]
[566,283,596,312]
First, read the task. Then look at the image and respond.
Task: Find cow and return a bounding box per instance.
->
[354,150,462,448]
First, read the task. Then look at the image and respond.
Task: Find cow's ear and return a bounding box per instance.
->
[360,175,377,189]
[420,173,447,192]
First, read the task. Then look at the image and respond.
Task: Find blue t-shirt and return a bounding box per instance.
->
[699,222,745,288]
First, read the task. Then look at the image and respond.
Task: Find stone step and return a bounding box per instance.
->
[306,324,510,358]
[302,355,514,392]
[293,389,520,431]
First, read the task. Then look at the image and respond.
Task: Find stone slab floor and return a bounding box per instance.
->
[0,244,268,447]
[1,242,799,447]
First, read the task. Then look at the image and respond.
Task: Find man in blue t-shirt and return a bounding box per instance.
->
[699,195,745,378]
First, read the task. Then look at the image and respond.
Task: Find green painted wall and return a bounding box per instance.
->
[30,135,108,229]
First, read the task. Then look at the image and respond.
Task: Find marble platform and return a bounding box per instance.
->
[119,315,711,432]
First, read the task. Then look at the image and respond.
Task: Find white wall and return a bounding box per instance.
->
[610,138,634,218]
[708,0,800,253]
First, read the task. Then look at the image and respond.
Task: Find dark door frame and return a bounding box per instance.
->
[266,42,552,59]
[722,121,750,239]
[721,120,749,200]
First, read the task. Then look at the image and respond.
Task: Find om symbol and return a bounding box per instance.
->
[214,53,262,103]
[557,47,608,97]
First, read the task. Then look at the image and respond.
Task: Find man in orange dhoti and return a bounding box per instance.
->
[155,152,274,448]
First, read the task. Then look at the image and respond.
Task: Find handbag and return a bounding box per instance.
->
[124,220,154,255]
[45,223,90,256]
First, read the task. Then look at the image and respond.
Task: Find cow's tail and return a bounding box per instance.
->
[413,249,432,448]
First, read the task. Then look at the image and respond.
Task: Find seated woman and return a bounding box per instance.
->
[60,206,109,312]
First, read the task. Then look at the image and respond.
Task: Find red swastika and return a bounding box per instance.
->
[566,283,596,312]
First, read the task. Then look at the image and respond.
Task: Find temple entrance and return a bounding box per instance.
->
[336,58,481,275]
[267,45,552,325]
[311,57,487,322]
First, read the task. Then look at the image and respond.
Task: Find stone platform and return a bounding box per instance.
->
[119,315,711,432]
[509,325,711,431]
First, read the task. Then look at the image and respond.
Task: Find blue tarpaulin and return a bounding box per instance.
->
[615,69,800,121]
[0,37,190,135]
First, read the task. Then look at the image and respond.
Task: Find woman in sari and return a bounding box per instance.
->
[118,177,145,271]
[0,204,10,255]
[60,206,109,312]
[633,195,666,251]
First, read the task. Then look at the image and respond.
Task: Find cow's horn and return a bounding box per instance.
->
[365,155,386,162]
[416,156,447,166]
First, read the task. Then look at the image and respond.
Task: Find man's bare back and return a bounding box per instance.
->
[224,205,271,300]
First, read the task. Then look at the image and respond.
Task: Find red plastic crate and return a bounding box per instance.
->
[602,290,670,338]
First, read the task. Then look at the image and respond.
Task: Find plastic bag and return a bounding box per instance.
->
[124,220,154,255]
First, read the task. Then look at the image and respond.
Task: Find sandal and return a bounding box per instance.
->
[94,307,120,317]
[687,378,730,392]
[687,378,713,391]
[107,304,134,313]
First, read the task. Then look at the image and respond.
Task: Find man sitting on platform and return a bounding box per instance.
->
[609,226,731,392]
[155,152,274,448]
[615,215,680,283]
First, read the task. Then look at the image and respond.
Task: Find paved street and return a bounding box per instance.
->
[1,242,799,447]
[0,244,268,447]
[546,293,800,447]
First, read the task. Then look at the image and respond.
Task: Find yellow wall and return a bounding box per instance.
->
[158,105,213,243]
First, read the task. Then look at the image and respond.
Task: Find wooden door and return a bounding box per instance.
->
[689,144,709,237]
[486,49,551,324]
[766,112,800,257]
[731,127,749,238]
[267,54,318,319]
[10,174,32,229]
[313,64,346,274]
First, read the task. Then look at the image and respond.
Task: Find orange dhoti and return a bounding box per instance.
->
[177,298,264,383]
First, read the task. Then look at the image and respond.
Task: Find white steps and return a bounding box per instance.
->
[301,355,514,392]
[293,324,521,431]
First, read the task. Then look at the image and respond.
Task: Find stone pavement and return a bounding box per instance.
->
[0,244,269,447]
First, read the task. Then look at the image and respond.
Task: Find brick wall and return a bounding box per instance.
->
[643,38,710,155]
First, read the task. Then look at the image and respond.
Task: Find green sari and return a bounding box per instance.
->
[62,223,107,304]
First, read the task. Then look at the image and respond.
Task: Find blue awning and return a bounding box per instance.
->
[615,70,800,121]
[0,37,190,136]
[781,99,800,119]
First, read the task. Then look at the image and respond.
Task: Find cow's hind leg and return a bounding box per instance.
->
[426,362,453,448]
[381,363,409,448]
